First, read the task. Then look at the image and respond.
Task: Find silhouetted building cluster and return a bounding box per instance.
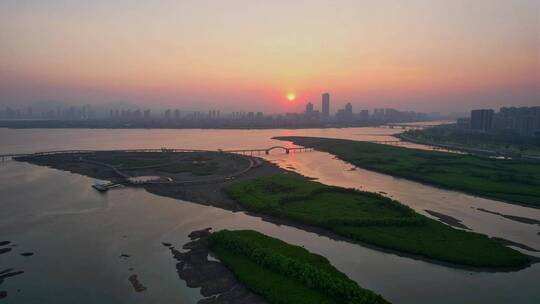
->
[1,91,438,128]
[336,102,353,121]
[460,107,540,136]
[302,93,429,124]
[302,93,432,123]
[0,105,97,120]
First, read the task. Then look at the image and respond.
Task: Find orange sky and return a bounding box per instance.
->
[0,0,538,113]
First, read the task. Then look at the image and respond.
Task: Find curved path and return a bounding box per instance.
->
[15,149,263,186]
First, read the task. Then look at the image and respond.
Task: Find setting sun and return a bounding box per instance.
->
[287,92,296,101]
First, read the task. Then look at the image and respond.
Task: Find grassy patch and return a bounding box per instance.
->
[209,229,388,304]
[226,175,531,268]
[404,128,540,156]
[274,136,540,208]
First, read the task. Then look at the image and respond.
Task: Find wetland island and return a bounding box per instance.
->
[14,144,537,303]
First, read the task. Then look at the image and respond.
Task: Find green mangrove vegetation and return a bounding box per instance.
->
[403,127,540,156]
[225,175,531,268]
[209,229,389,304]
[274,136,540,208]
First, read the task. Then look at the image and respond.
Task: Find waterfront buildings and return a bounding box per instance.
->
[460,107,540,136]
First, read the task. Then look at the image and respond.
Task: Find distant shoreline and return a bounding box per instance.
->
[397,133,540,161]
[0,119,388,130]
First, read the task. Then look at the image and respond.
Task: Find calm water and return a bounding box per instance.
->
[1,127,539,304]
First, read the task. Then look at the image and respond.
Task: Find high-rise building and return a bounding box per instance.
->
[373,108,385,120]
[359,110,369,121]
[305,102,314,113]
[344,102,352,115]
[336,102,353,121]
[470,109,494,131]
[322,93,330,116]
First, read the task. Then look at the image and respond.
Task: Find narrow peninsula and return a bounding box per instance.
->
[274,136,540,209]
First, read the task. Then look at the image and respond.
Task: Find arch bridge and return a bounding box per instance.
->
[226,146,313,155]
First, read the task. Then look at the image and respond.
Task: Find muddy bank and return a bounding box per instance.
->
[165,228,266,304]
[476,208,540,226]
[425,209,470,230]
[491,237,539,253]
[18,152,295,212]
[145,160,291,211]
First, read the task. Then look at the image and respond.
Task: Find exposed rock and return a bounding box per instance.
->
[128,274,147,293]
[0,269,25,298]
[189,228,212,240]
[167,228,267,304]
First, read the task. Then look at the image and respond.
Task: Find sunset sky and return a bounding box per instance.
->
[0,0,538,113]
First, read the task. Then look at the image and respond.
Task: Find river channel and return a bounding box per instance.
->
[0,126,539,303]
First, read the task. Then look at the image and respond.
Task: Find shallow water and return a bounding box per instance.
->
[1,127,539,303]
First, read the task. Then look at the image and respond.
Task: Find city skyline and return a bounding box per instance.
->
[1,0,539,113]
[0,90,455,120]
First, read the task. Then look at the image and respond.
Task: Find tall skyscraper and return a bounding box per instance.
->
[359,109,369,121]
[322,93,330,116]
